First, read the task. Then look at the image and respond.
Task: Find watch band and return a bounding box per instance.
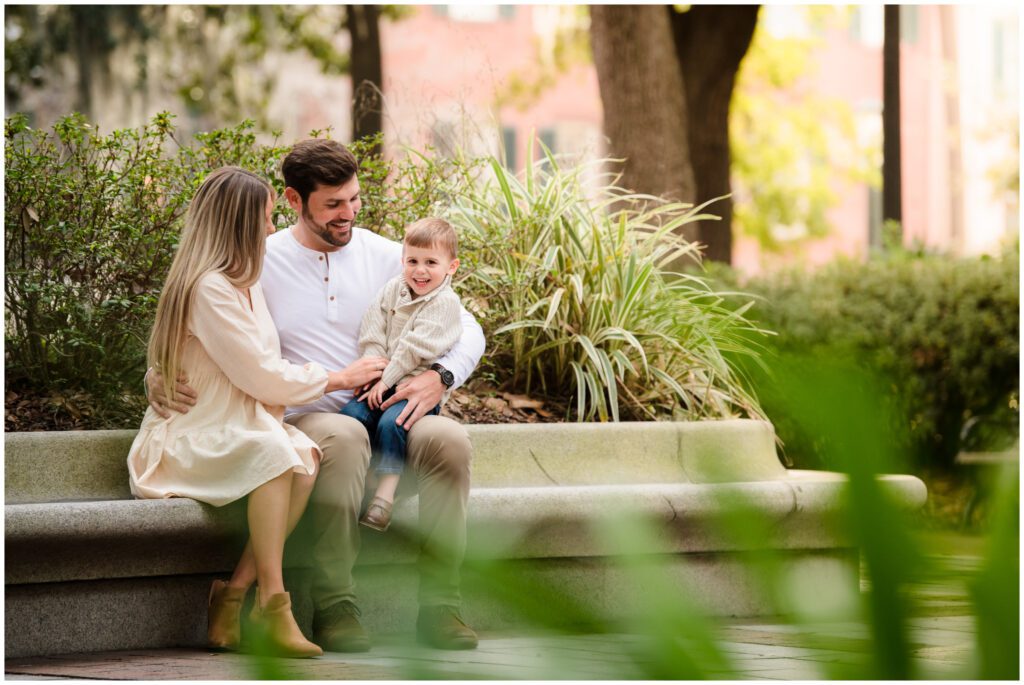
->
[430,363,455,388]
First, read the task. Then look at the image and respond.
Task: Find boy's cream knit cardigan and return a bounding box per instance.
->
[358,274,463,401]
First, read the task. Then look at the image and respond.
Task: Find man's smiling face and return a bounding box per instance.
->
[291,176,362,250]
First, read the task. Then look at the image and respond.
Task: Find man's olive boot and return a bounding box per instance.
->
[416,605,478,650]
[312,600,371,652]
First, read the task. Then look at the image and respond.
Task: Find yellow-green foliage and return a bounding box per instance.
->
[731,8,879,251]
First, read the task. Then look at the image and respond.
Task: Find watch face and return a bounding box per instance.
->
[432,364,454,387]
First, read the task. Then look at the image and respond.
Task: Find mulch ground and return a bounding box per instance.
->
[4,379,567,433]
[440,379,568,424]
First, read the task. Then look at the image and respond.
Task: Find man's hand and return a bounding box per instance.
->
[333,356,388,392]
[380,369,445,429]
[146,369,198,418]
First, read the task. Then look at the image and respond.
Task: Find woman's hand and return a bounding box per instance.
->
[326,356,388,393]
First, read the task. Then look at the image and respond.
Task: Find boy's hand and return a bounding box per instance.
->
[146,369,198,418]
[366,380,389,410]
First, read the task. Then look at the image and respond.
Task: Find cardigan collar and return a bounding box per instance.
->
[396,274,453,306]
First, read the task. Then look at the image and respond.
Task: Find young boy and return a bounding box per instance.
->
[341,217,463,531]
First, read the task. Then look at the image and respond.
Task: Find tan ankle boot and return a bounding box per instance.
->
[207,580,246,651]
[249,591,323,658]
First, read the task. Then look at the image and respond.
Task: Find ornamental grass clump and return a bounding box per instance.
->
[451,141,769,422]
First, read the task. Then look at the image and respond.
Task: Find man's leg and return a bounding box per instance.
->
[286,412,372,651]
[405,415,477,649]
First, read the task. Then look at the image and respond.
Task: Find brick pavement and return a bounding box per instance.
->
[5,542,985,680]
[5,615,977,680]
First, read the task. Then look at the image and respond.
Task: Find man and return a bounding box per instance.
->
[150,139,485,652]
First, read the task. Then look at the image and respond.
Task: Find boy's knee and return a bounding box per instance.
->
[340,398,373,424]
[380,399,408,420]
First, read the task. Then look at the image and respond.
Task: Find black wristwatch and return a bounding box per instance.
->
[430,363,455,388]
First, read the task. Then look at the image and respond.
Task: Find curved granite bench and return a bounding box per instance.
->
[4,421,927,658]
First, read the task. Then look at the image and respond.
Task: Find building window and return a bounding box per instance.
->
[502,126,517,170]
[994,22,1005,87]
[432,121,458,160]
[992,16,1019,97]
[899,5,919,45]
[437,5,515,22]
[868,185,883,250]
[848,6,883,48]
[762,6,810,40]
[538,128,557,156]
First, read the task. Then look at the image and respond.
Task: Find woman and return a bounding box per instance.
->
[128,167,343,658]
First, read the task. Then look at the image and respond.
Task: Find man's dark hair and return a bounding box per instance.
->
[282,139,359,204]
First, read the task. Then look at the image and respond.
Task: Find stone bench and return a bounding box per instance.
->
[955,441,1019,526]
[4,421,927,658]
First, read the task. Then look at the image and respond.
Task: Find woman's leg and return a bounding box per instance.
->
[242,467,323,658]
[229,456,321,591]
[244,469,294,599]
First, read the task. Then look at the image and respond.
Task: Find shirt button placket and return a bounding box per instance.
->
[324,254,338,321]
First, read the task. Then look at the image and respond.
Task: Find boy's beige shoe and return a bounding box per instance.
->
[359,496,393,531]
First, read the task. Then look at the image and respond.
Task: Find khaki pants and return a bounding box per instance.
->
[286,412,472,611]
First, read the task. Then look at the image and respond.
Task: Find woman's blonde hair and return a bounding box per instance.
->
[147,166,273,402]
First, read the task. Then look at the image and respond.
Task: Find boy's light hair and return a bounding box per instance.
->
[404,217,458,259]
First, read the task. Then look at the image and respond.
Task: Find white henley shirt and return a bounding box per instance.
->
[260,226,485,415]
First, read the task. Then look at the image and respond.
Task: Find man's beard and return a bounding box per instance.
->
[303,206,353,248]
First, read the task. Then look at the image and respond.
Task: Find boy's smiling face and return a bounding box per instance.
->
[402,243,459,297]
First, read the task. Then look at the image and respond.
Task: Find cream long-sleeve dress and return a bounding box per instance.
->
[128,272,328,507]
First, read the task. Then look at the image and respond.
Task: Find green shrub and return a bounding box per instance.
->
[4,112,292,427]
[448,141,769,422]
[711,250,1019,469]
[349,141,476,243]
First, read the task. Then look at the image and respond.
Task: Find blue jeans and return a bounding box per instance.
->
[339,388,441,475]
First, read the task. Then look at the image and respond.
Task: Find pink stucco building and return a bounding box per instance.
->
[17,5,1013,274]
[340,5,1017,274]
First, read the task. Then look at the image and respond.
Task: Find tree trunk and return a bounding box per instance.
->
[883,5,902,235]
[590,4,696,240]
[346,4,383,149]
[670,5,759,264]
[70,6,100,118]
